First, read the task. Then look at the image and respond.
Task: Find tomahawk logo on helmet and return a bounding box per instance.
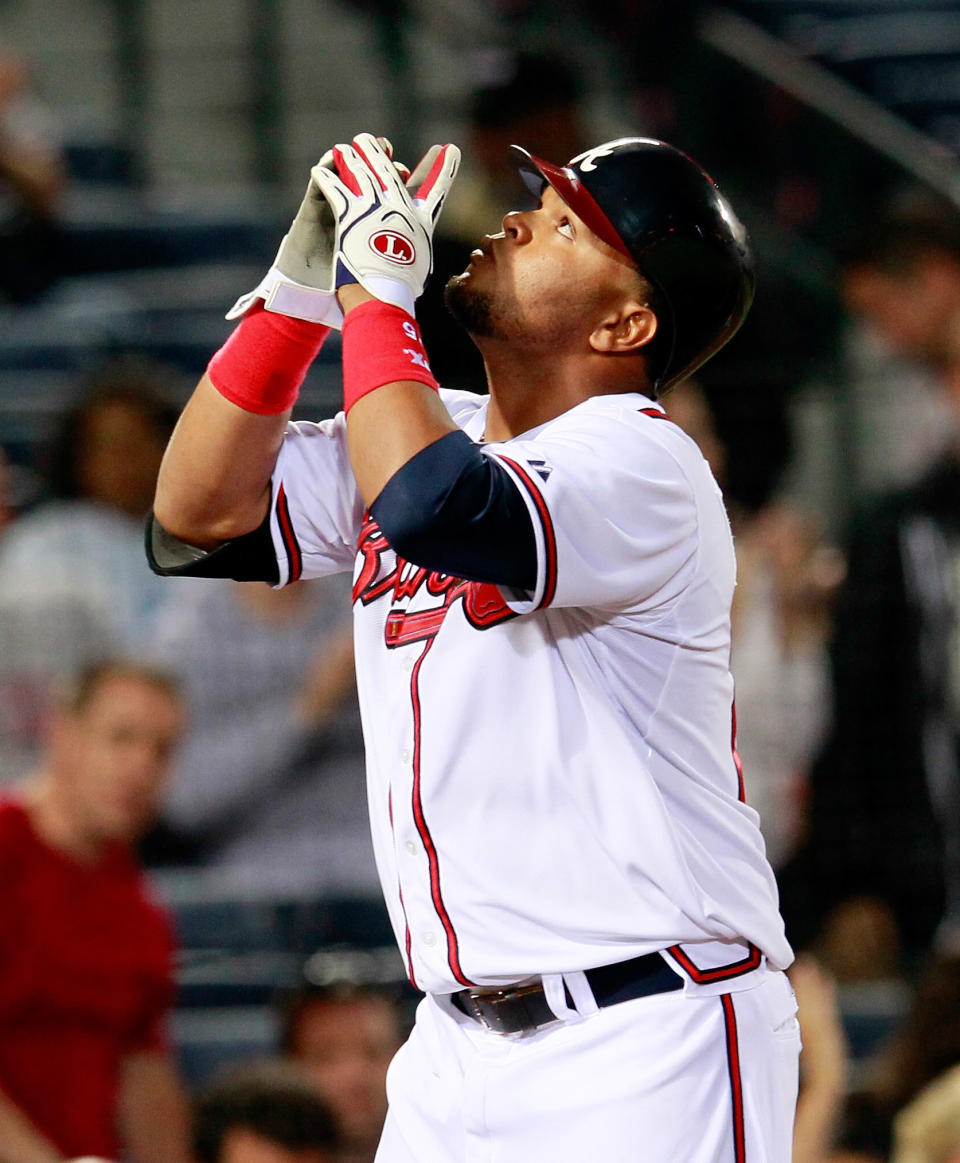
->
[510,137,754,395]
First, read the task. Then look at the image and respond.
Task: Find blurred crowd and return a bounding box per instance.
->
[4,4,960,1160]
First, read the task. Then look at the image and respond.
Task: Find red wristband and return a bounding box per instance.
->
[341,300,439,413]
[207,301,331,415]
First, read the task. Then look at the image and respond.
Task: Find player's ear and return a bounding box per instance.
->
[588,301,657,355]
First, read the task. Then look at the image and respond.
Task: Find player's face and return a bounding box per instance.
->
[54,676,183,847]
[446,186,640,350]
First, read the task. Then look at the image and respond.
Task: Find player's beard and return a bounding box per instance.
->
[443,274,499,339]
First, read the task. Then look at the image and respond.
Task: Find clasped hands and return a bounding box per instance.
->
[228,133,460,327]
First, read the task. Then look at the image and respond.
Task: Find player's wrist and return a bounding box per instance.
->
[227,265,343,328]
[337,282,376,313]
[341,300,438,412]
[207,302,331,415]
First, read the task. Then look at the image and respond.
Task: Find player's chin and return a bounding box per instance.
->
[443,276,498,339]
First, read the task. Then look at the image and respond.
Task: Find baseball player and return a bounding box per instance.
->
[150,133,800,1162]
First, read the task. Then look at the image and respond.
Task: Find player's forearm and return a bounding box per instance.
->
[153,373,285,548]
[346,380,458,505]
[336,289,536,587]
[0,1086,64,1163]
[338,283,457,505]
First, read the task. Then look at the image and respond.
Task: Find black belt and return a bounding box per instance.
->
[449,951,683,1035]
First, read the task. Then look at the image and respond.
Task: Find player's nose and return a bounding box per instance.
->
[502,209,533,243]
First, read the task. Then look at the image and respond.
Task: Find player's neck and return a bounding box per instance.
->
[481,348,647,441]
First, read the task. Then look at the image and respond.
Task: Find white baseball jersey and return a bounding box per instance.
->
[264,388,793,996]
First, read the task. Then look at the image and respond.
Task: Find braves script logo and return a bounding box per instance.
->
[369,231,416,265]
[352,516,515,646]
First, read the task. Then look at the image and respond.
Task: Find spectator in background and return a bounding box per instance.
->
[0,360,184,783]
[839,199,960,498]
[280,984,404,1163]
[780,207,960,969]
[789,956,852,1163]
[191,1062,340,1163]
[0,659,190,1163]
[841,208,960,390]
[891,1064,960,1163]
[0,47,65,304]
[2,357,181,644]
[869,955,960,1135]
[146,576,376,895]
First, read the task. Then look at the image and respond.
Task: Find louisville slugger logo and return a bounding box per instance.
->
[352,515,515,645]
[370,231,416,265]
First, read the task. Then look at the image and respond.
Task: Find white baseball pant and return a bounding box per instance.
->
[376,969,799,1163]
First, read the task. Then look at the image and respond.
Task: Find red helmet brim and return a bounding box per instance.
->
[510,145,634,264]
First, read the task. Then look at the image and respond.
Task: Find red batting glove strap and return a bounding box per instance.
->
[341,300,439,413]
[207,301,331,415]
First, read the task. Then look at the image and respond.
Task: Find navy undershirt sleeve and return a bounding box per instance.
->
[370,429,538,590]
[145,509,280,584]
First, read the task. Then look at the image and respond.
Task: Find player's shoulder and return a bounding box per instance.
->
[577,392,687,436]
[543,392,707,471]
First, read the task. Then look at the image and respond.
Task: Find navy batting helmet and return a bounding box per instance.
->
[510,137,754,394]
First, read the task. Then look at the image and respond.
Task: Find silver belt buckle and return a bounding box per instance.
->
[464,984,545,1035]
[466,988,504,1032]
[466,991,491,1029]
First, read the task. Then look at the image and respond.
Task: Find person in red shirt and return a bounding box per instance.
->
[0,659,190,1163]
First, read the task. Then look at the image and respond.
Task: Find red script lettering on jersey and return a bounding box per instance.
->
[352,515,516,644]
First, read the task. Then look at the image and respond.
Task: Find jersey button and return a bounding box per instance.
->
[422,931,437,947]
[402,655,414,672]
[405,840,417,855]
[401,748,411,764]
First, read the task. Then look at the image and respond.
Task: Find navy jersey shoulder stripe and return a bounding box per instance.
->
[498,454,558,609]
[371,431,537,590]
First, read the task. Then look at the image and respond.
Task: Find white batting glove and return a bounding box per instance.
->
[225,138,413,328]
[314,132,460,316]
